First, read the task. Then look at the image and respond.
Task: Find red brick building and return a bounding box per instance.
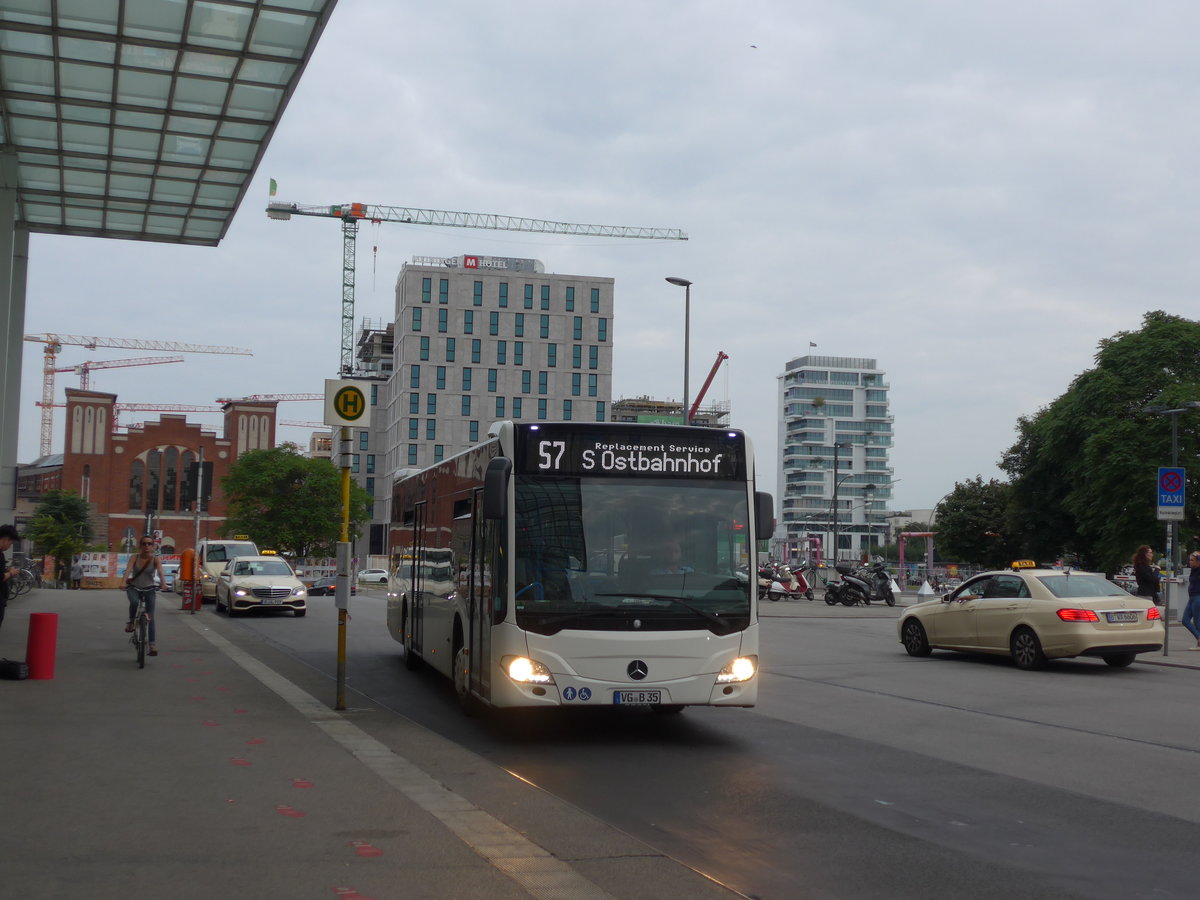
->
[60,389,278,553]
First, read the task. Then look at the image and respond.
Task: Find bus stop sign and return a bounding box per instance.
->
[1158,466,1185,521]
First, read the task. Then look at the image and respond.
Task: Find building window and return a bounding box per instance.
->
[366,454,375,474]
[590,287,600,313]
[572,344,582,368]
[462,395,471,416]
[488,368,498,392]
[366,477,375,496]
[358,432,369,450]
[498,282,508,307]
[571,373,581,396]
[588,373,598,397]
[462,368,472,390]
[426,419,436,440]
[595,401,605,422]
[371,384,378,406]
[497,340,507,365]
[514,341,524,365]
[436,366,446,389]
[547,343,557,367]
[538,371,548,395]
[410,364,420,388]
[524,284,534,309]
[445,337,455,361]
[469,420,479,442]
[573,316,583,340]
[471,339,481,363]
[351,454,360,474]
[521,370,531,393]
[540,285,550,310]
[565,286,575,311]
[409,392,419,414]
[598,318,608,342]
[589,346,599,369]
[464,310,473,334]
[411,308,422,331]
[421,277,431,303]
[409,418,419,439]
[427,393,436,414]
[473,281,483,306]
[408,444,418,465]
[495,396,505,418]
[434,445,444,462]
[489,311,499,335]
[537,398,547,419]
[514,313,524,337]
[419,336,429,360]
[563,399,572,420]
[438,308,448,333]
[438,278,448,304]
[513,398,522,418]
[539,315,549,339]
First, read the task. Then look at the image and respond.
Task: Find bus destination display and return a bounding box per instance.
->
[517,425,745,480]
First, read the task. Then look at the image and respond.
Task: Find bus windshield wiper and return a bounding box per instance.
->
[594,593,732,632]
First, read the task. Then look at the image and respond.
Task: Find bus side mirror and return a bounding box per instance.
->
[483,457,512,520]
[754,491,774,540]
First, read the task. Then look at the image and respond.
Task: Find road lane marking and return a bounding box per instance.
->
[186,619,614,900]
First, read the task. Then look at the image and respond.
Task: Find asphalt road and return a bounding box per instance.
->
[217,589,1200,900]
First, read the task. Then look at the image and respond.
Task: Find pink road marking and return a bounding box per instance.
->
[275,805,305,818]
[349,841,383,858]
[233,708,249,714]
[292,778,314,789]
[229,758,252,767]
[202,720,221,727]
[333,889,377,900]
[246,738,265,745]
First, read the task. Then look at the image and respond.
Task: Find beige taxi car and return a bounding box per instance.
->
[215,555,307,617]
[898,565,1163,669]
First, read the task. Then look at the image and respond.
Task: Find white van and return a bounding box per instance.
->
[195,538,259,601]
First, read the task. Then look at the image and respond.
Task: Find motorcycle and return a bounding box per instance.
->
[829,561,895,607]
[757,563,814,601]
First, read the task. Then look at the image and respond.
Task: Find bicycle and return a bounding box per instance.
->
[128,587,156,669]
[9,567,37,597]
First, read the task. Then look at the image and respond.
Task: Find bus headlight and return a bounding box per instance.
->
[716,655,757,683]
[503,655,555,685]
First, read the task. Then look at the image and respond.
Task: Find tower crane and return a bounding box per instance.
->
[688,351,730,423]
[24,333,253,456]
[216,393,323,403]
[267,199,688,376]
[56,356,185,390]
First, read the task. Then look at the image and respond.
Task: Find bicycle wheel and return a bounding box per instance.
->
[136,614,147,668]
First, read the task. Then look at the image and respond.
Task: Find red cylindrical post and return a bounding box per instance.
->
[26,612,59,680]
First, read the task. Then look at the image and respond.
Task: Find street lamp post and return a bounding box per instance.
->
[665,277,692,425]
[830,442,851,562]
[863,483,877,555]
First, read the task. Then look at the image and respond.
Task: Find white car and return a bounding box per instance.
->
[357,568,389,584]
[216,555,307,617]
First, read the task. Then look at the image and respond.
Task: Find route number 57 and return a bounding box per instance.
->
[538,440,566,470]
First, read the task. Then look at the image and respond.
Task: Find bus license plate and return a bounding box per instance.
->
[614,690,661,705]
[1106,611,1137,623]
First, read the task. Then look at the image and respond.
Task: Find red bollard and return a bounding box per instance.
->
[26,612,58,680]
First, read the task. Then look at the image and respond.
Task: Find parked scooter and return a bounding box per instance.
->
[758,563,814,601]
[831,561,895,607]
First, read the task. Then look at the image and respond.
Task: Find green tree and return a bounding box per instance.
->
[1000,311,1200,572]
[934,477,1019,569]
[28,489,94,577]
[222,445,374,558]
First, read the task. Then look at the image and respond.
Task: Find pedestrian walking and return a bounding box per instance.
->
[0,524,21,633]
[70,558,83,590]
[1132,544,1162,606]
[1184,551,1200,650]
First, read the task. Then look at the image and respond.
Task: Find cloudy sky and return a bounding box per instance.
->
[17,0,1200,510]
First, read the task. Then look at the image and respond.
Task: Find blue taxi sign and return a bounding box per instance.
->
[1157,466,1185,521]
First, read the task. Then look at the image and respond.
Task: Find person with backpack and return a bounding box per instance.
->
[121,535,164,656]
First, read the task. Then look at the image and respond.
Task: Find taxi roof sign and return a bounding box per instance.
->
[1011,559,1037,569]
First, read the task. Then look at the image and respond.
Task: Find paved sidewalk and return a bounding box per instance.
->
[0,589,743,900]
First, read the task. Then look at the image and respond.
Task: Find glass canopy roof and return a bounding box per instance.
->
[0,0,337,246]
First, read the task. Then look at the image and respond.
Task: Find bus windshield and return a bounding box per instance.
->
[513,475,752,636]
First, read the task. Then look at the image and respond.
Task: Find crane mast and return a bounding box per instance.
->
[268,199,688,375]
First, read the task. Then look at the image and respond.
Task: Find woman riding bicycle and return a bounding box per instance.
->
[121,536,164,657]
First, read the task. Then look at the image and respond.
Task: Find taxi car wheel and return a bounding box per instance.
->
[1103,653,1136,668]
[901,619,932,657]
[1010,627,1046,670]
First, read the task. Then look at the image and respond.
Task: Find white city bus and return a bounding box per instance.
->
[386,421,772,714]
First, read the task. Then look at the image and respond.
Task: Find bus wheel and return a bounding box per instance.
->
[453,645,480,716]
